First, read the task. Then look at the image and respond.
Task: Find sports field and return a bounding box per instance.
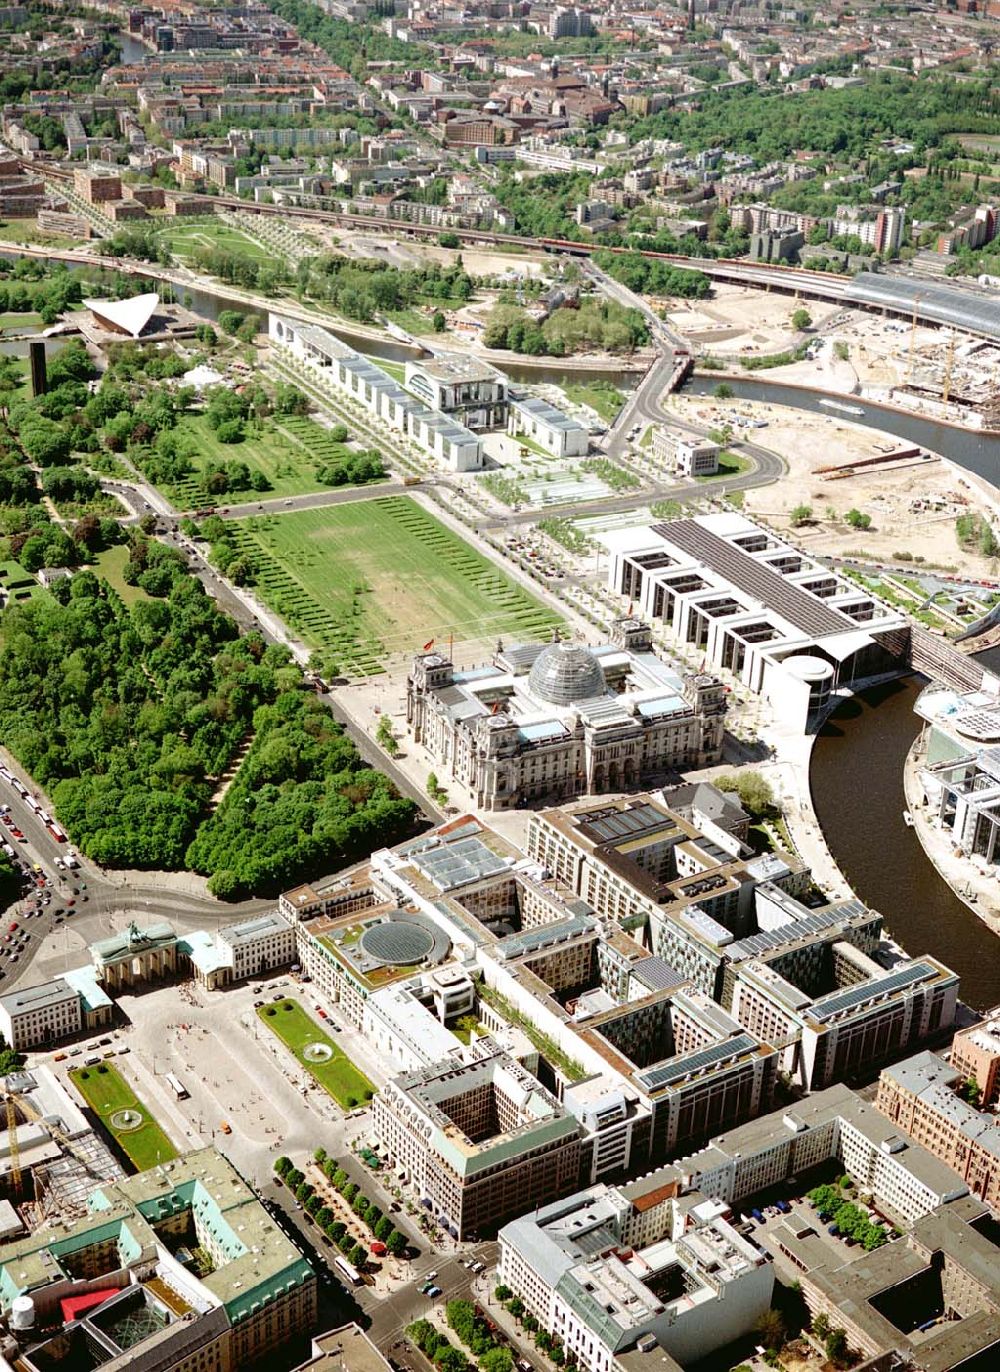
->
[69,1062,178,1171]
[257,999,374,1109]
[230,497,564,674]
[163,413,367,508]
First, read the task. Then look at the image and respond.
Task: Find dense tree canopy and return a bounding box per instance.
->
[0,561,416,888]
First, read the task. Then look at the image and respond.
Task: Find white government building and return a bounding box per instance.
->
[602,511,910,731]
[269,314,484,470]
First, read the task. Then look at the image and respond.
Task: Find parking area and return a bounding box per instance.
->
[731,1172,899,1285]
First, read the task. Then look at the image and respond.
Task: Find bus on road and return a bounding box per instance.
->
[334,1256,363,1287]
[165,1072,189,1100]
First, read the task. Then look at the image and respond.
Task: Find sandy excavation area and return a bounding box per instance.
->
[669,391,1000,578]
[664,281,841,355]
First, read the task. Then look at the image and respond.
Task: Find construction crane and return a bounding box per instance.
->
[942,329,957,405]
[5,1089,104,1200]
[906,294,923,385]
[5,1094,20,1196]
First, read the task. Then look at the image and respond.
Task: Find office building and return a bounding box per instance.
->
[602,512,910,730]
[498,1182,772,1372]
[0,981,82,1053]
[950,1008,1000,1104]
[526,792,812,995]
[785,1198,1000,1372]
[507,395,589,458]
[269,314,483,470]
[876,1050,1000,1209]
[652,1079,970,1225]
[914,681,1000,866]
[294,1324,392,1372]
[372,1049,582,1238]
[0,1148,317,1371]
[72,167,121,203]
[730,946,958,1092]
[183,911,296,988]
[650,430,719,478]
[404,355,508,430]
[406,622,727,810]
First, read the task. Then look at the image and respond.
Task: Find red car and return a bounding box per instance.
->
[8,923,16,933]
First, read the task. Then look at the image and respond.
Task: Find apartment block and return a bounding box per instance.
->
[876,1050,1000,1209]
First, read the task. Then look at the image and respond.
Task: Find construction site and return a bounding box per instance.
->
[0,1067,123,1237]
[669,389,1000,585]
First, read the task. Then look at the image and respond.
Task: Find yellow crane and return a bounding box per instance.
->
[942,329,957,405]
[5,1094,20,1196]
[5,1088,104,1203]
[906,294,923,385]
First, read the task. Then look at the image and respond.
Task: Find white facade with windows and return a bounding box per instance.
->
[269,313,484,470]
[508,396,589,457]
[499,1184,773,1372]
[0,981,83,1051]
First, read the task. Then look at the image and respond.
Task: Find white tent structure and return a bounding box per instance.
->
[82,292,160,338]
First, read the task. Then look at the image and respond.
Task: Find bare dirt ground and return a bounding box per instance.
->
[664,282,840,357]
[668,391,1000,576]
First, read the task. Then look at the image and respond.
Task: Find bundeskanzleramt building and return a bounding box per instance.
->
[372,1049,582,1239]
[407,621,727,810]
[269,313,484,471]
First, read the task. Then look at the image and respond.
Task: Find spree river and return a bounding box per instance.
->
[680,371,1000,1002]
[810,671,1000,1009]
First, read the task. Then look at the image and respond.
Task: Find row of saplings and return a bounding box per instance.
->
[273,1150,407,1265]
[409,1296,580,1372]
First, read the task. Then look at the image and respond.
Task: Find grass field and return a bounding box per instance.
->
[697,450,753,481]
[160,413,361,508]
[257,999,374,1109]
[91,544,152,606]
[230,497,564,675]
[69,1062,178,1171]
[0,312,43,333]
[155,218,272,265]
[0,219,79,250]
[562,381,626,425]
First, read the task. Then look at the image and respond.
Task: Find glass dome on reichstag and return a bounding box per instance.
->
[528,641,608,707]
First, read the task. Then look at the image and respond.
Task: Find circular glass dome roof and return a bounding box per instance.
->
[528,642,608,707]
[360,920,436,966]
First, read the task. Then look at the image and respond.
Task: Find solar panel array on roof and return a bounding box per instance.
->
[727,904,872,963]
[581,804,674,844]
[412,836,509,889]
[651,520,854,638]
[631,956,686,993]
[636,1032,757,1091]
[809,961,937,1022]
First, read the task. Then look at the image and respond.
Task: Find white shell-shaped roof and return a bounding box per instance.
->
[83,291,160,338]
